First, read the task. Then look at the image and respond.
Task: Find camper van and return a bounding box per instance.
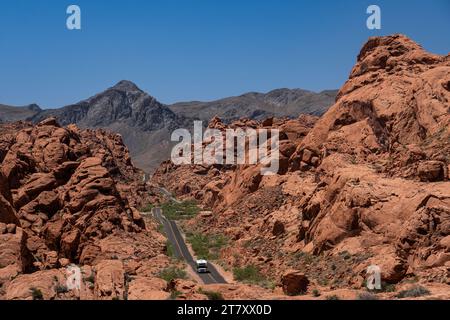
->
[196,259,208,273]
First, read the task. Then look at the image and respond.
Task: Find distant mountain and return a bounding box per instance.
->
[0,103,41,122]
[0,81,337,172]
[29,81,188,172]
[170,88,337,123]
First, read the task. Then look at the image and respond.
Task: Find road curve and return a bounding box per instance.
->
[153,207,226,284]
[158,187,181,204]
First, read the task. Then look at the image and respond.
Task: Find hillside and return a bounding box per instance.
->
[152,35,450,298]
[169,89,337,123]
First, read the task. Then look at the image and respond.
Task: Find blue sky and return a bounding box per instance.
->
[0,0,449,108]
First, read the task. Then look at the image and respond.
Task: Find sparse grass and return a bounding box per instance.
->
[357,292,379,300]
[166,240,177,260]
[162,200,200,220]
[381,282,396,293]
[198,288,224,300]
[157,222,165,234]
[396,286,431,299]
[158,266,187,282]
[262,281,277,291]
[186,233,228,260]
[170,290,182,300]
[140,203,154,212]
[30,287,43,300]
[233,265,266,285]
[293,252,316,265]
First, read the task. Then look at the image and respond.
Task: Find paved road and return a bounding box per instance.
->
[153,207,226,284]
[158,187,181,204]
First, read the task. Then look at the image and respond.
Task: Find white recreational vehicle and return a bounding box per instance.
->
[196,259,208,273]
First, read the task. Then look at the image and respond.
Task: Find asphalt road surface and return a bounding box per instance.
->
[158,187,181,204]
[153,207,226,284]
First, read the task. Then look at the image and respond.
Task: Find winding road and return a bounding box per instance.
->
[152,207,226,284]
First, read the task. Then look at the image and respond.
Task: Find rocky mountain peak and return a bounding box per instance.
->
[27,104,42,112]
[110,80,142,92]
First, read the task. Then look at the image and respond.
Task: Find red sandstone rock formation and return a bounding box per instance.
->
[152,35,450,295]
[0,119,169,300]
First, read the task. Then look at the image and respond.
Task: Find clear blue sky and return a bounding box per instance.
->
[0,0,449,108]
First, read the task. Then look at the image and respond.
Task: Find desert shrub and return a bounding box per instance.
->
[166,240,177,259]
[170,290,182,300]
[357,292,379,300]
[396,286,431,299]
[187,233,228,260]
[198,288,224,300]
[233,265,265,284]
[326,295,340,300]
[140,203,154,212]
[312,289,321,297]
[158,266,187,282]
[30,287,43,300]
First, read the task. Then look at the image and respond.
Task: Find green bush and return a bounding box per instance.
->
[158,266,187,282]
[170,290,182,300]
[396,286,431,299]
[161,200,200,220]
[166,240,177,259]
[233,265,265,284]
[187,233,228,260]
[198,288,224,300]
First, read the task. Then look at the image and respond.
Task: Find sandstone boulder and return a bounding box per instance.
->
[417,161,446,182]
[281,270,309,296]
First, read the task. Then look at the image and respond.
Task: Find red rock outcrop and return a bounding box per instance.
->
[152,35,450,295]
[0,119,169,299]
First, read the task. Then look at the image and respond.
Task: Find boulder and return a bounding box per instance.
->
[417,161,446,182]
[281,270,309,296]
[127,277,169,300]
[94,260,125,300]
[5,269,64,300]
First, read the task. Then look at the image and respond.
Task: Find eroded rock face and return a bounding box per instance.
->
[152,35,450,292]
[0,119,167,300]
[292,34,450,180]
[94,260,125,300]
